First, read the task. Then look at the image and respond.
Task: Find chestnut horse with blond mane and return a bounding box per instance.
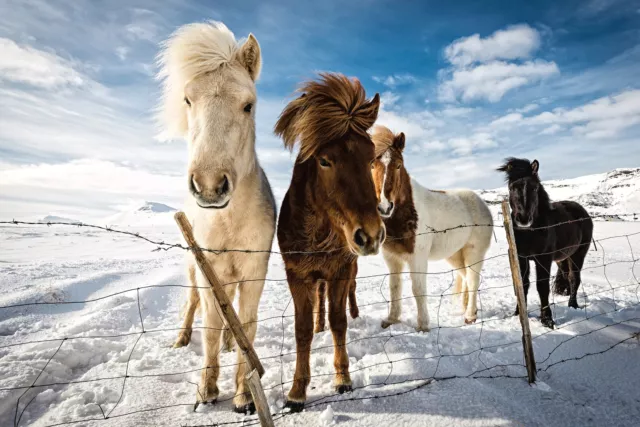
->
[275,73,384,411]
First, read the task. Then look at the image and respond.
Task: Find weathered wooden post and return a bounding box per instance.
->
[501,200,537,384]
[174,212,274,426]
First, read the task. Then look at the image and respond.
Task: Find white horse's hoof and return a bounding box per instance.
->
[381,318,400,329]
[415,324,430,333]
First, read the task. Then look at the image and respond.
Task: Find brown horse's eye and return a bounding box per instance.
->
[244,103,253,113]
[319,157,331,168]
[184,96,191,107]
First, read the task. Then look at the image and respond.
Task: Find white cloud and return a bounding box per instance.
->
[448,133,497,156]
[539,124,563,135]
[515,103,539,113]
[439,24,559,103]
[0,38,85,88]
[439,106,476,117]
[490,112,524,128]
[439,60,559,103]
[444,24,540,67]
[423,140,447,152]
[372,73,417,88]
[115,46,130,61]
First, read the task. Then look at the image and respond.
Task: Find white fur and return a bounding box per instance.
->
[158,21,275,408]
[381,174,493,330]
[379,151,392,214]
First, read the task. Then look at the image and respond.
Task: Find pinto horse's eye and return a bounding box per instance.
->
[244,103,253,113]
[184,97,191,107]
[396,163,402,170]
[319,157,331,168]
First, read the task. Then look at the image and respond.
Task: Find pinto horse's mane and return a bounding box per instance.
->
[274,73,380,162]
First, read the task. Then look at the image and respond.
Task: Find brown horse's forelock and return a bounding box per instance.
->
[274,73,380,162]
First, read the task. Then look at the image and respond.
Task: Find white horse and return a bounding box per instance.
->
[371,126,493,330]
[157,21,276,413]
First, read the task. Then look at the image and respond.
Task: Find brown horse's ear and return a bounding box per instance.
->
[531,159,539,175]
[367,93,381,122]
[394,132,406,152]
[274,94,306,152]
[236,34,262,81]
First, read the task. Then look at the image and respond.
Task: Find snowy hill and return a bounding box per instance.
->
[38,215,79,224]
[480,167,640,218]
[104,201,177,226]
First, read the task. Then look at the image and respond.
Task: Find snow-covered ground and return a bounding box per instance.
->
[1,174,640,427]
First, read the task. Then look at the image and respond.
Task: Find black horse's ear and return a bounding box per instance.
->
[531,159,539,175]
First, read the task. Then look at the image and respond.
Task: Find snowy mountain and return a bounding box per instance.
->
[479,167,640,219]
[104,201,177,226]
[38,215,79,224]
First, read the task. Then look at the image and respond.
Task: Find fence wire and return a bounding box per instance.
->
[1,213,639,427]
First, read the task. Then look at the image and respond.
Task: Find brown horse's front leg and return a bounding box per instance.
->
[314,280,326,333]
[286,275,316,412]
[328,271,352,393]
[348,261,359,319]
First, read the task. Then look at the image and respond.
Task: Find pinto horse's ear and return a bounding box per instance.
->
[237,34,262,81]
[394,132,406,152]
[531,159,539,175]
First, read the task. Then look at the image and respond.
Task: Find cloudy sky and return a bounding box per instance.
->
[1,0,639,219]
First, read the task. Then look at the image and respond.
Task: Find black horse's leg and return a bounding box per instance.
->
[553,259,570,296]
[514,257,530,316]
[534,256,554,328]
[568,245,589,309]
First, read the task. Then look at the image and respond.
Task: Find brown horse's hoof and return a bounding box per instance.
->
[336,384,352,394]
[193,398,217,412]
[350,306,360,319]
[233,402,256,415]
[284,400,305,413]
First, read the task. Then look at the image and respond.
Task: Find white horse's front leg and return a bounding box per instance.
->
[410,259,430,332]
[381,252,404,329]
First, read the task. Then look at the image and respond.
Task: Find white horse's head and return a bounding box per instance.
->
[158,21,261,209]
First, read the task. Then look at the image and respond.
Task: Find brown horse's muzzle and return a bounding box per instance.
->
[348,218,385,256]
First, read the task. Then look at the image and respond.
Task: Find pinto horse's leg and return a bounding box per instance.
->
[314,280,327,333]
[447,250,467,315]
[232,277,265,413]
[328,266,352,394]
[174,264,199,348]
[462,246,485,324]
[534,256,555,329]
[568,244,589,309]
[286,272,316,412]
[381,252,404,329]
[410,258,430,332]
[514,257,530,317]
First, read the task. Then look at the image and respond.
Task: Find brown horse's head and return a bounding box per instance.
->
[274,73,385,256]
[371,126,407,219]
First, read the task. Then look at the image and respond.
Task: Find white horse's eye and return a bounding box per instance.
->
[184,97,191,107]
[243,103,253,113]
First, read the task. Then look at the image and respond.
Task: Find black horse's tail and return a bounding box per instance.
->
[592,238,597,251]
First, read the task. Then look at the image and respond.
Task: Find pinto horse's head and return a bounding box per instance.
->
[274,73,385,256]
[158,22,262,210]
[370,126,407,219]
[498,157,542,228]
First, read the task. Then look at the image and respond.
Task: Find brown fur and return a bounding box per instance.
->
[275,73,382,409]
[371,128,417,255]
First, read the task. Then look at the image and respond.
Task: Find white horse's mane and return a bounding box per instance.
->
[156,21,243,139]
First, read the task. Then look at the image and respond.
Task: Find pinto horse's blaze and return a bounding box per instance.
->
[275,73,383,410]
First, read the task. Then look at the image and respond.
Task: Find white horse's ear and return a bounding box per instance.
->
[237,33,262,81]
[531,159,539,175]
[394,132,406,152]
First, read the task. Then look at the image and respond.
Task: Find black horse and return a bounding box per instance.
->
[498,158,594,328]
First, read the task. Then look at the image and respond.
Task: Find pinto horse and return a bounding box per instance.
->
[371,126,494,329]
[158,22,276,412]
[498,158,593,328]
[275,73,384,411]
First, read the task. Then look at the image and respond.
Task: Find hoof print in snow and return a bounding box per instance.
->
[233,402,256,415]
[284,400,305,413]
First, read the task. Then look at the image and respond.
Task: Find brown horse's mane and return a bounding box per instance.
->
[274,73,380,161]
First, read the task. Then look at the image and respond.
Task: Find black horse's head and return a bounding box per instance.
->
[497,157,543,228]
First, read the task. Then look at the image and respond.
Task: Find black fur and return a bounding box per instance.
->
[498,158,594,329]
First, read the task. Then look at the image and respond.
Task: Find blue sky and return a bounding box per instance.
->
[1,0,639,218]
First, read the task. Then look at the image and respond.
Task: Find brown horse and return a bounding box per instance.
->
[275,73,385,412]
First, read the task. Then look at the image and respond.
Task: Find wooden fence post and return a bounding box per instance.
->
[501,200,537,384]
[174,212,274,426]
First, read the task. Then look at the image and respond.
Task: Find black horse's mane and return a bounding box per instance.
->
[497,157,538,183]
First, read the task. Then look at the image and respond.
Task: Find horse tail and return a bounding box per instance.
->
[592,238,597,252]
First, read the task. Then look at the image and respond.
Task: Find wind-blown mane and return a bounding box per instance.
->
[274,73,380,161]
[497,157,538,183]
[156,21,251,139]
[371,125,405,157]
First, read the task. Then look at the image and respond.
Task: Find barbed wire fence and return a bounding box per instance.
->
[0,210,639,427]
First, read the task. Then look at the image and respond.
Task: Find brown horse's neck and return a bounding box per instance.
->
[383,167,417,255]
[287,160,348,253]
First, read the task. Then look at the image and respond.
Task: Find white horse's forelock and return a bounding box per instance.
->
[156,21,242,140]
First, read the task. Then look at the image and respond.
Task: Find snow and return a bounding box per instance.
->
[1,172,640,427]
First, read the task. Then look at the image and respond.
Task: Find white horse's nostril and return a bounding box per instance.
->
[191,175,201,194]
